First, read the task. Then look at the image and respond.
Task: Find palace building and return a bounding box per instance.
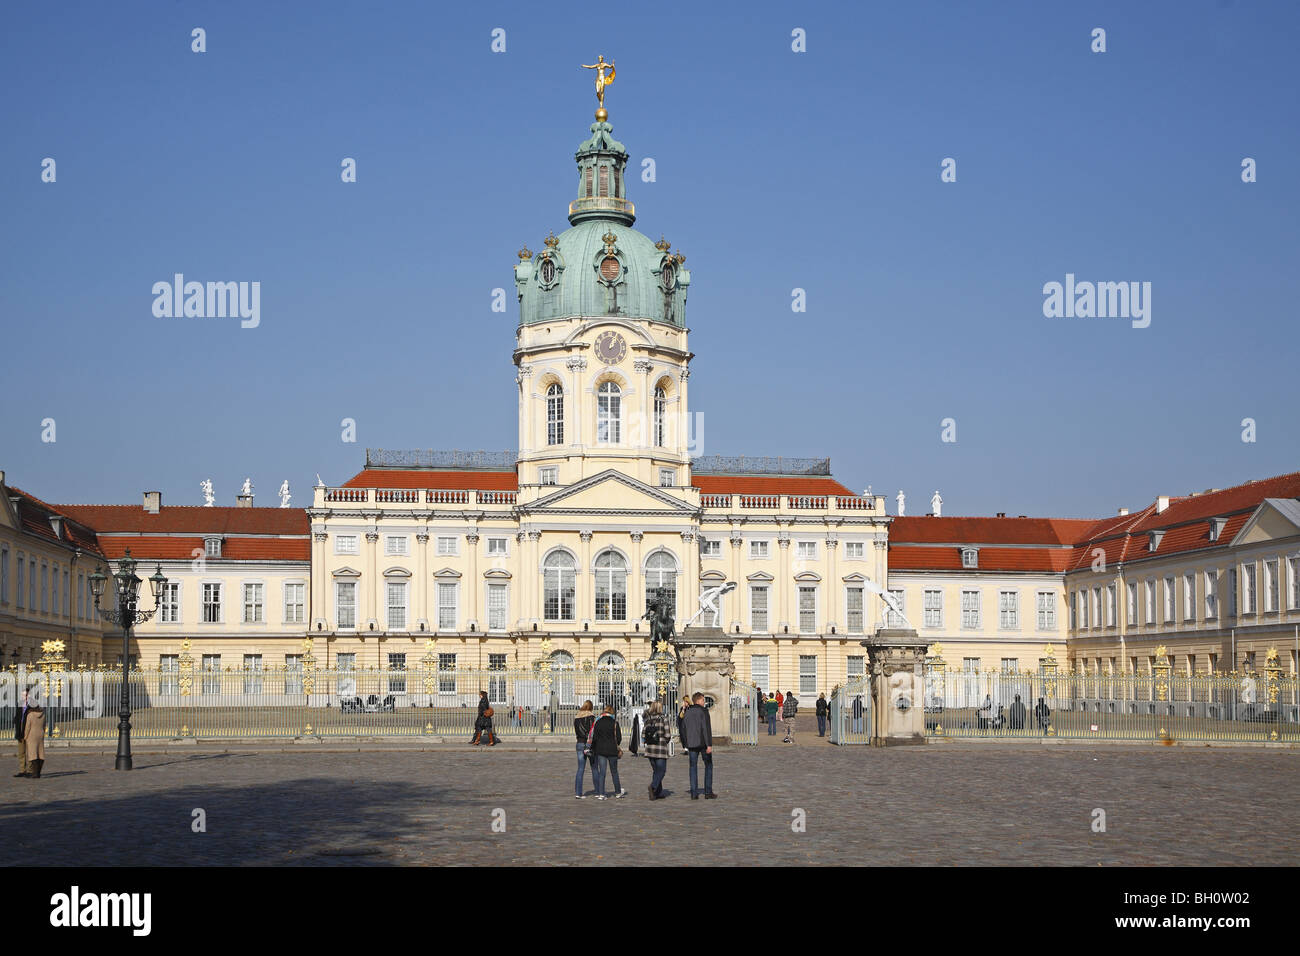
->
[3,91,1297,695]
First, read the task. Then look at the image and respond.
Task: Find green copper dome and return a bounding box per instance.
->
[514,118,690,327]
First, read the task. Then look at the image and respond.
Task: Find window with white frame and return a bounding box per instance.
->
[385,535,409,556]
[436,536,458,556]
[51,566,58,617]
[1241,563,1255,614]
[201,654,221,695]
[243,583,264,624]
[846,586,864,633]
[546,383,564,445]
[659,468,675,488]
[999,590,1019,630]
[1126,582,1137,624]
[539,466,558,486]
[487,537,508,556]
[1228,568,1237,616]
[751,654,770,689]
[847,655,865,680]
[644,551,677,615]
[159,582,181,623]
[336,581,356,629]
[1164,576,1175,622]
[27,558,34,611]
[243,654,264,695]
[961,549,978,569]
[386,581,408,630]
[596,381,621,443]
[700,539,721,557]
[40,564,47,613]
[796,541,817,560]
[1205,570,1218,618]
[749,540,769,559]
[1037,591,1056,630]
[1264,559,1278,612]
[799,655,817,696]
[1145,580,1156,624]
[202,583,222,623]
[487,583,508,631]
[160,654,179,695]
[1183,573,1195,621]
[0,544,7,605]
[1106,584,1116,627]
[437,582,457,630]
[388,653,407,693]
[1079,590,1089,629]
[284,583,305,624]
[653,387,667,447]
[62,569,69,617]
[544,551,577,621]
[750,585,769,632]
[1001,658,1019,674]
[336,653,356,671]
[924,589,943,628]
[886,589,905,628]
[1092,587,1102,628]
[285,654,303,694]
[593,550,628,621]
[798,586,817,633]
[1069,591,1076,629]
[488,653,507,703]
[335,534,359,555]
[1290,557,1300,609]
[15,552,23,609]
[437,653,456,693]
[961,589,981,629]
[205,537,222,558]
[844,541,864,559]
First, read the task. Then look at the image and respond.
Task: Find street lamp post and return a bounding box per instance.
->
[89,549,167,771]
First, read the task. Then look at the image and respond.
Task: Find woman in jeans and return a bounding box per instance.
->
[641,700,671,800]
[590,703,626,800]
[573,700,598,799]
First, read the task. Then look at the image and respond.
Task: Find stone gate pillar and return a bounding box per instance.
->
[861,628,930,746]
[674,625,737,743]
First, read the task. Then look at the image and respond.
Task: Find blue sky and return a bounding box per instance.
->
[1,0,1296,518]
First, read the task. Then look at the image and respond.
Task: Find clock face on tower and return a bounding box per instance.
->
[593,330,627,365]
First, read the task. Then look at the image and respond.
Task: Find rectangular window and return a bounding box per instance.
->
[159,582,180,623]
[844,542,864,559]
[750,586,769,632]
[962,657,980,673]
[798,587,817,634]
[1241,563,1255,614]
[487,537,508,555]
[1228,567,1237,617]
[243,583,264,624]
[487,583,508,631]
[1001,658,1019,674]
[886,589,905,629]
[799,655,817,696]
[160,655,179,695]
[847,655,865,680]
[488,654,507,704]
[961,549,978,569]
[202,583,222,623]
[659,468,675,488]
[1163,576,1175,622]
[701,539,721,557]
[1106,584,1116,627]
[1068,591,1075,629]
[336,581,356,629]
[438,653,456,694]
[538,466,558,486]
[335,534,359,555]
[1079,590,1089,629]
[243,654,263,695]
[750,654,769,689]
[999,590,1019,630]
[846,586,864,633]
[1290,557,1300,610]
[1092,587,1101,628]
[388,653,407,694]
[437,536,457,556]
[0,545,7,604]
[1264,559,1278,613]
[285,655,303,695]
[28,558,35,611]
[1037,591,1056,630]
[1205,570,1218,619]
[40,564,47,613]
[749,540,769,559]
[924,589,943,628]
[385,535,409,556]
[387,581,408,630]
[62,569,69,617]
[796,541,817,560]
[961,590,980,629]
[205,538,222,558]
[51,567,58,617]
[437,582,457,630]
[284,583,305,624]
[598,164,609,197]
[1145,580,1156,624]
[544,561,576,621]
[1126,582,1137,624]
[336,653,356,671]
[201,655,221,695]
[1183,573,1195,621]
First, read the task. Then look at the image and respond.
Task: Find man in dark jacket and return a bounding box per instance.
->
[815,693,829,737]
[13,689,31,778]
[681,693,716,799]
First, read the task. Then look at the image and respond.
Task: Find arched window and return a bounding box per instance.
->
[597,381,621,444]
[599,165,609,197]
[546,383,564,445]
[653,386,666,447]
[597,650,628,710]
[543,552,576,621]
[644,551,678,617]
[549,650,575,670]
[548,650,576,706]
[594,550,628,621]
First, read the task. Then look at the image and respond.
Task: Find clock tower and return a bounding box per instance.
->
[512,89,694,495]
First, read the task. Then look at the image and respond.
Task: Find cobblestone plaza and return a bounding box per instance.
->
[4,741,1295,867]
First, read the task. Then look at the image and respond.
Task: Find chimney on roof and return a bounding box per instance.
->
[1118,507,1129,516]
[143,491,161,514]
[996,512,1006,518]
[1156,496,1170,514]
[236,494,254,508]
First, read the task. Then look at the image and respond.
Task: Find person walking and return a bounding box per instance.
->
[590,704,626,800]
[677,695,690,746]
[681,693,716,799]
[815,692,829,737]
[641,700,671,799]
[23,699,45,779]
[782,690,799,743]
[1034,697,1051,736]
[764,692,779,736]
[549,688,560,733]
[852,694,864,735]
[471,690,490,745]
[13,689,32,778]
[573,700,599,798]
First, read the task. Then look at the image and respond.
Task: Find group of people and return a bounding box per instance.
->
[975,693,1052,733]
[572,692,717,800]
[13,689,46,779]
[758,688,799,742]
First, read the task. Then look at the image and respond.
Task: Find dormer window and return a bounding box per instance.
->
[204,537,222,559]
[961,548,978,569]
[1208,517,1228,542]
[1148,530,1165,552]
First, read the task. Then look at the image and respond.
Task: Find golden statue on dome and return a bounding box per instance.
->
[581,55,616,120]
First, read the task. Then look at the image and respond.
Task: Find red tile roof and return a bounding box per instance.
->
[691,475,855,496]
[6,487,104,556]
[94,535,310,562]
[889,545,1074,573]
[889,516,1094,546]
[54,504,309,536]
[342,469,519,490]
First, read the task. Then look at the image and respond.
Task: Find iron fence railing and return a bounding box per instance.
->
[829,678,872,744]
